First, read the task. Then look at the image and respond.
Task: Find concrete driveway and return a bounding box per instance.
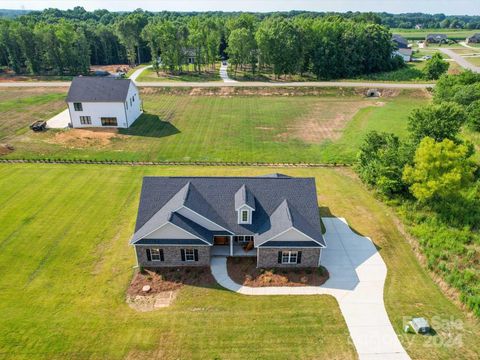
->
[210,217,410,360]
[46,109,70,129]
[219,63,237,83]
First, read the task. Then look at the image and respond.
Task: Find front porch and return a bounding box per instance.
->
[211,245,257,257]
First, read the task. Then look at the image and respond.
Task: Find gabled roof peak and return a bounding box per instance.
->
[235,184,255,210]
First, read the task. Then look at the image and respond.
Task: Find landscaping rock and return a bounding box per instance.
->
[142,285,151,293]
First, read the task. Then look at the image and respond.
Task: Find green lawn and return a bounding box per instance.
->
[137,64,221,82]
[0,164,478,359]
[1,88,428,163]
[391,28,477,40]
[0,88,66,139]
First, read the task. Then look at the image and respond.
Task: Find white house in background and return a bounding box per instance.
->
[66,77,142,128]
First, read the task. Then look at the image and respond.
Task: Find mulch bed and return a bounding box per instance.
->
[227,257,329,287]
[128,267,216,296]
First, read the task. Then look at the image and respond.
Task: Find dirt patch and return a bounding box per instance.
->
[283,100,375,143]
[49,128,124,148]
[227,257,329,287]
[127,291,178,312]
[0,143,14,155]
[126,267,215,311]
[90,64,131,73]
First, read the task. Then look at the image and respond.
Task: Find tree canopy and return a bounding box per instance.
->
[403,137,476,202]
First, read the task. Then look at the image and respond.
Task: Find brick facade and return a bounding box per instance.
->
[135,246,210,267]
[257,248,321,268]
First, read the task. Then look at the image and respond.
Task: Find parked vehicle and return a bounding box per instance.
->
[30,121,47,132]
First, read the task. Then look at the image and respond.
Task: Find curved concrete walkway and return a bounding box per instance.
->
[210,217,410,360]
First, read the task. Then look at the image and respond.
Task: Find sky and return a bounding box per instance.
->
[1,0,479,15]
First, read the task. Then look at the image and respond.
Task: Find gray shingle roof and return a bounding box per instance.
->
[132,176,325,247]
[234,184,255,210]
[66,76,133,102]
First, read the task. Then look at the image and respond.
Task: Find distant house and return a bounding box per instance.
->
[184,48,196,65]
[466,33,480,44]
[130,174,326,268]
[394,48,413,62]
[66,77,142,128]
[415,24,423,30]
[392,34,409,49]
[425,34,448,44]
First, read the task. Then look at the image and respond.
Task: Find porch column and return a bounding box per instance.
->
[230,236,233,256]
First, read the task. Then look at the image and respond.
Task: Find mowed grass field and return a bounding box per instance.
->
[0,164,479,359]
[137,65,221,82]
[391,28,477,40]
[0,87,66,139]
[1,87,429,163]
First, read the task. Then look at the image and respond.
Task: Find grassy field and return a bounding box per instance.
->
[0,164,478,359]
[1,88,429,163]
[137,64,221,82]
[391,28,477,40]
[0,88,67,139]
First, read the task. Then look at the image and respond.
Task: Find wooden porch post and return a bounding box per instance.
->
[230,236,233,256]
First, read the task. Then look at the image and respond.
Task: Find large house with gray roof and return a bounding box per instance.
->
[131,175,326,268]
[66,77,142,128]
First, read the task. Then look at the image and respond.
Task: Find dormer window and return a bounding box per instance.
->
[239,208,251,224]
[235,184,255,225]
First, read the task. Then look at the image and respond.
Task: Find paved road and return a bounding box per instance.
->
[438,48,480,73]
[211,217,410,360]
[0,80,433,89]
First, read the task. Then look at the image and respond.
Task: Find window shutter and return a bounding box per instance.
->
[181,249,185,261]
[146,248,151,261]
[297,251,302,264]
[194,249,199,261]
[278,251,282,264]
[160,249,164,262]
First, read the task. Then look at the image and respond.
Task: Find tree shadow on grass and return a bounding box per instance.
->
[119,113,180,138]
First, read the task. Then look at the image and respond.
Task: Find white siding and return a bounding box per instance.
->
[67,82,142,128]
[124,82,142,126]
[144,223,198,239]
[270,228,312,242]
[176,207,225,231]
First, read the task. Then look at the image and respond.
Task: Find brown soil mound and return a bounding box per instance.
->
[51,128,123,148]
[227,257,329,287]
[0,143,14,156]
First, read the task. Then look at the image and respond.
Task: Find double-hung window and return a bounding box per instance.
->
[79,116,91,125]
[73,102,83,111]
[146,248,164,262]
[151,249,162,261]
[185,249,195,261]
[282,251,298,264]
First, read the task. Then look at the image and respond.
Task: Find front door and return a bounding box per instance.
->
[213,236,229,245]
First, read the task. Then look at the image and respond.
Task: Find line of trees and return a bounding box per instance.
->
[1,8,400,78]
[356,71,480,317]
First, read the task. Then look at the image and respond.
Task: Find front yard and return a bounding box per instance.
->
[0,163,478,359]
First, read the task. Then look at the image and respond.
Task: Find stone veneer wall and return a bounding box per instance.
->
[135,246,210,267]
[257,248,321,268]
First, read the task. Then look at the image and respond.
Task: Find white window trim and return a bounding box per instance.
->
[151,248,162,261]
[238,209,251,224]
[185,249,195,262]
[282,251,298,264]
